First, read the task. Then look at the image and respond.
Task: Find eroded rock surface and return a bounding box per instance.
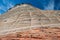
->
[0,4,60,37]
[0,27,60,40]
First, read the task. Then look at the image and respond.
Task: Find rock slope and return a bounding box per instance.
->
[0,4,60,38]
[1,27,60,40]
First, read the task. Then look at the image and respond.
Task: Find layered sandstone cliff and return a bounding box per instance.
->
[0,4,60,40]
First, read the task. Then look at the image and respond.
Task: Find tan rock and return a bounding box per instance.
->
[0,4,60,36]
[1,27,60,40]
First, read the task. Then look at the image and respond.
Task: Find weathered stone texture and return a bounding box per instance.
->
[0,4,60,40]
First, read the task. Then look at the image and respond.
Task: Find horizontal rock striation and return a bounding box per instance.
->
[0,4,60,40]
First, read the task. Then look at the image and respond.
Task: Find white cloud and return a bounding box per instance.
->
[44,0,54,10]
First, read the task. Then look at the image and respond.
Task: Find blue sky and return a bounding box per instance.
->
[0,0,60,14]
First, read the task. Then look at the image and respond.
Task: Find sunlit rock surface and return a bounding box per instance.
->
[1,27,60,40]
[0,4,60,40]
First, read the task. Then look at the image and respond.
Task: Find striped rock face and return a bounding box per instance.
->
[0,27,60,40]
[0,4,60,40]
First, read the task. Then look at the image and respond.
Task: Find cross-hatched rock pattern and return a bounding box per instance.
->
[0,4,60,36]
[0,27,60,40]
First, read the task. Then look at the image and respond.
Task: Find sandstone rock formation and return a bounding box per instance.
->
[1,27,60,40]
[0,4,60,40]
